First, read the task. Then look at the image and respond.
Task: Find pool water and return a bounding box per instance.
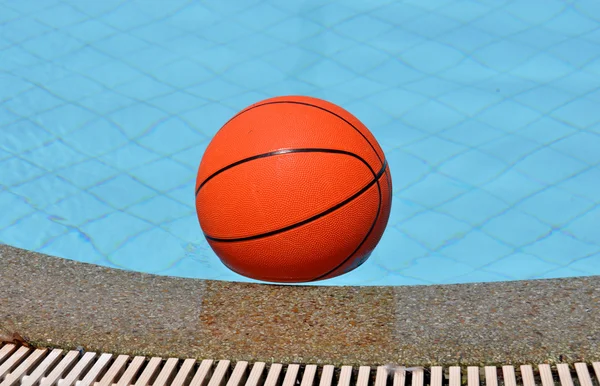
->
[1,0,600,286]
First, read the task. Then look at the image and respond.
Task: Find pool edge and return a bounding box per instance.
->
[1,244,599,367]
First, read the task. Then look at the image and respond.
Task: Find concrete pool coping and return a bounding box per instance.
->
[1,243,599,368]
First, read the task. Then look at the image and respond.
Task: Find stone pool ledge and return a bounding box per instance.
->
[1,244,599,368]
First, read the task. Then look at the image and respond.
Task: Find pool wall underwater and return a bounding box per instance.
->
[2,244,599,367]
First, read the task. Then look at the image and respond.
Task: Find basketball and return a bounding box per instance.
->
[195,96,392,283]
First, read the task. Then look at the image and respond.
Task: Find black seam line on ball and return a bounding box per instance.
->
[312,164,388,281]
[311,169,384,281]
[196,147,373,196]
[219,99,384,165]
[311,163,389,281]
[204,158,387,243]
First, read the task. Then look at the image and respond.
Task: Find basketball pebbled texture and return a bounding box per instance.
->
[195,95,392,283]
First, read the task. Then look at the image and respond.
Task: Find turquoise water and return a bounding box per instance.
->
[1,0,600,286]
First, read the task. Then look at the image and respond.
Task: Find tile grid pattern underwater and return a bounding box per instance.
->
[1,0,600,285]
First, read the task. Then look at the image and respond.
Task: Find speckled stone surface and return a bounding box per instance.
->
[1,244,599,367]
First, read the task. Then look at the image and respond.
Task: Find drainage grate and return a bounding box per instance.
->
[0,343,599,386]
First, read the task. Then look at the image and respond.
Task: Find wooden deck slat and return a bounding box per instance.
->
[189,359,214,386]
[338,366,353,386]
[449,366,461,386]
[134,357,162,386]
[0,348,46,386]
[319,365,335,386]
[411,367,425,386]
[592,363,600,384]
[207,360,230,386]
[484,366,498,386]
[374,366,387,386]
[78,352,111,386]
[393,367,406,386]
[502,366,517,386]
[467,366,479,386]
[282,364,300,386]
[557,364,574,386]
[430,367,443,386]
[226,361,248,386]
[264,363,282,386]
[95,354,129,386]
[357,366,370,386]
[0,345,17,363]
[57,351,96,386]
[300,365,317,386]
[0,346,30,380]
[152,357,179,386]
[114,356,145,386]
[21,349,63,386]
[39,350,79,386]
[574,363,594,386]
[171,358,197,386]
[520,365,535,386]
[411,367,424,386]
[538,364,554,386]
[245,362,265,386]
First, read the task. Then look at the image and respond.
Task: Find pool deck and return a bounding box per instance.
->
[1,243,599,368]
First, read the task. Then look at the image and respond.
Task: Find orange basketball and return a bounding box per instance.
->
[195,96,392,283]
